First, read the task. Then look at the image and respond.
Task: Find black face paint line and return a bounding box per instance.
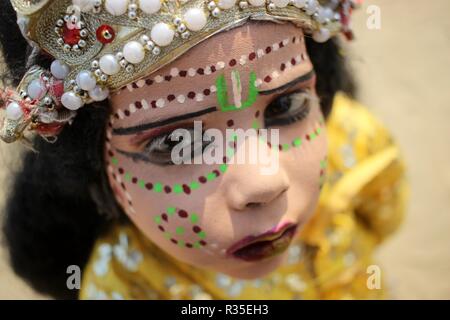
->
[112,106,218,135]
[258,70,316,96]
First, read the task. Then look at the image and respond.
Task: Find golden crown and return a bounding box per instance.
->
[1,0,358,144]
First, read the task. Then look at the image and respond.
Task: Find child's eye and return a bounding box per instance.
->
[119,127,212,166]
[264,90,312,127]
[141,128,212,165]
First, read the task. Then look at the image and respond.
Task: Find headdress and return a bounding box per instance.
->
[1,0,360,144]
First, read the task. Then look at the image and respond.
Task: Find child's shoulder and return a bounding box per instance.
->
[320,93,408,233]
[325,93,399,174]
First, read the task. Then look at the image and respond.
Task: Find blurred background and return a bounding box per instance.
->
[0,0,449,299]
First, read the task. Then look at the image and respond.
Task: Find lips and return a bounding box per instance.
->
[226,223,298,262]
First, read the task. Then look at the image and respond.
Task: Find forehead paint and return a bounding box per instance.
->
[111,52,309,120]
[217,71,259,112]
[117,35,301,94]
[154,206,207,249]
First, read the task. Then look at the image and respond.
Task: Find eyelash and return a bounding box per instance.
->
[138,128,210,166]
[121,90,312,165]
[264,89,312,127]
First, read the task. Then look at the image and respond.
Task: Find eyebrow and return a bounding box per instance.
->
[258,69,315,96]
[112,106,218,135]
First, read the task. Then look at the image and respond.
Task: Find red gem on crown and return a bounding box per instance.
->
[96,25,115,44]
[62,25,81,46]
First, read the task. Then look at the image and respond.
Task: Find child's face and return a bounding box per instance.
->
[106,22,327,279]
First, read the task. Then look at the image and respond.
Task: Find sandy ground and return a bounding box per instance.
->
[0,0,449,299]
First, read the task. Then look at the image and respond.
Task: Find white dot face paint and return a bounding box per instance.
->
[106,22,328,279]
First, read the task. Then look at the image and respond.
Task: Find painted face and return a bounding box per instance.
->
[106,22,328,279]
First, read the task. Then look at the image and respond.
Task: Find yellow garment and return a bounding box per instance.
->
[79,93,409,300]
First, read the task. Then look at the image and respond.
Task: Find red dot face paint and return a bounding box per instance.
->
[105,23,328,279]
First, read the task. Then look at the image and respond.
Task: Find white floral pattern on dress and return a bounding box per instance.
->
[93,244,112,277]
[85,283,124,300]
[113,232,143,272]
[93,232,143,277]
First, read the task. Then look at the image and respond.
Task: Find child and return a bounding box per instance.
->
[0,0,407,299]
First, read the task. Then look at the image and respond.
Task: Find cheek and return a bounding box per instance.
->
[291,126,328,189]
[106,163,135,215]
[105,136,228,263]
[150,206,208,249]
[280,108,328,209]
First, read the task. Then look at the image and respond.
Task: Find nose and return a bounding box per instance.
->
[225,169,289,211]
[223,152,290,212]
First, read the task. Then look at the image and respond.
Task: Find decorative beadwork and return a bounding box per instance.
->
[2,0,359,144]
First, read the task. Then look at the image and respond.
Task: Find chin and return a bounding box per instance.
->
[216,250,288,280]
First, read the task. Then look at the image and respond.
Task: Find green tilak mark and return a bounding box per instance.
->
[178,240,185,248]
[194,242,201,249]
[124,172,132,182]
[138,180,145,189]
[216,71,259,112]
[154,216,162,224]
[252,120,260,130]
[231,70,242,108]
[282,143,290,151]
[234,70,241,88]
[164,232,171,239]
[111,157,118,166]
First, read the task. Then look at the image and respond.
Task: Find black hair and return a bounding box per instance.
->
[0,1,355,299]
